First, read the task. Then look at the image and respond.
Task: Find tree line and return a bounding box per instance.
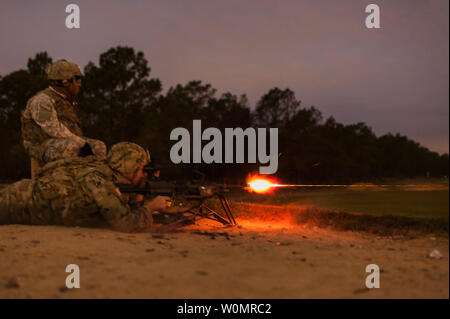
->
[0,47,448,183]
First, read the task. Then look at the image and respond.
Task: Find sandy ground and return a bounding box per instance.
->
[0,217,448,299]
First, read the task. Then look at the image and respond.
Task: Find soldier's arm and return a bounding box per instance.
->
[27,93,85,144]
[84,173,151,232]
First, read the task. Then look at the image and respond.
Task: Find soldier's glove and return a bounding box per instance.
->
[79,142,94,157]
[144,196,171,212]
[158,202,192,214]
[144,196,192,214]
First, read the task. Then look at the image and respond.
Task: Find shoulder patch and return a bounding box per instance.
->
[29,92,55,123]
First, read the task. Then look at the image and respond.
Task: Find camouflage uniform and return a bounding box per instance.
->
[21,87,106,162]
[0,142,152,232]
[21,60,106,163]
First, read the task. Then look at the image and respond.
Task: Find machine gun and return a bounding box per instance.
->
[115,167,237,227]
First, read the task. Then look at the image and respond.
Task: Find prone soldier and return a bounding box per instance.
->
[0,142,167,232]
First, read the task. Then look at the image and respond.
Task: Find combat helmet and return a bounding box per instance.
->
[46,59,82,81]
[106,142,151,179]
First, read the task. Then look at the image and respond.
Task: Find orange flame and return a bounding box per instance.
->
[249,179,272,192]
[246,175,279,194]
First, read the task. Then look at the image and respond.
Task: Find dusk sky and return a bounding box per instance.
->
[1,0,448,154]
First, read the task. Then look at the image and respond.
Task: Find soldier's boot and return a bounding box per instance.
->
[0,180,32,225]
[0,189,10,224]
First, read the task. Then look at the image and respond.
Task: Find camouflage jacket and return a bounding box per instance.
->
[21,87,85,158]
[1,157,149,232]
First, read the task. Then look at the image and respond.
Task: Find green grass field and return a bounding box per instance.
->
[233,187,449,220]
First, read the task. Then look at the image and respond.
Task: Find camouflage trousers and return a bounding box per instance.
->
[41,137,107,163]
[0,179,32,225]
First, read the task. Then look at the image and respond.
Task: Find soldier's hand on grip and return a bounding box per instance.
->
[144,195,171,212]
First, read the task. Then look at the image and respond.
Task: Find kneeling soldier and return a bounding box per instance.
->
[21,59,106,175]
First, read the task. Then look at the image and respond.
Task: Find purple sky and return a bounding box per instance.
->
[1,0,448,154]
